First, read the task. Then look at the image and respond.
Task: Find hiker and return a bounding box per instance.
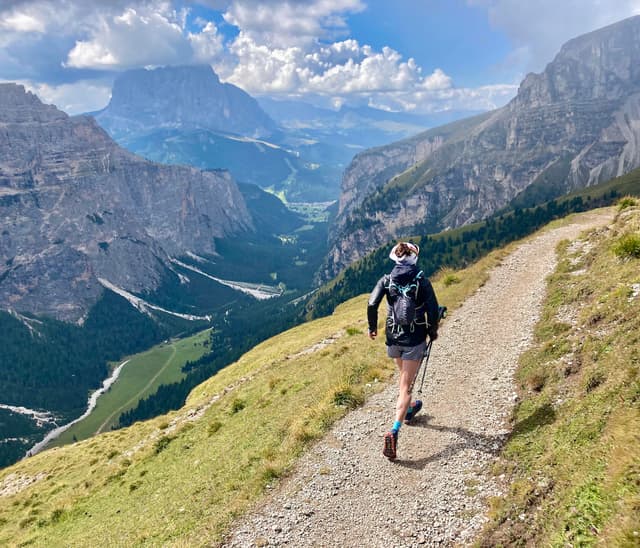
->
[367,241,440,459]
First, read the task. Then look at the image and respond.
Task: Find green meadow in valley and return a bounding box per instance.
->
[52,329,212,447]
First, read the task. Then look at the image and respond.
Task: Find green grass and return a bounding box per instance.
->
[618,196,638,210]
[479,201,640,547]
[612,232,640,259]
[439,267,462,287]
[52,330,211,446]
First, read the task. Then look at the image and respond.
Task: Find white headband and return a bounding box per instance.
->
[389,242,419,265]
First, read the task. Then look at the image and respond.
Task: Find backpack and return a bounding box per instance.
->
[387,271,424,330]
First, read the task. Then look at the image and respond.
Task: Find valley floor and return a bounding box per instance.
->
[222,210,613,547]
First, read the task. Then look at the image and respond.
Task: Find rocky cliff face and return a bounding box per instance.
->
[94,65,277,139]
[327,15,640,278]
[0,84,252,321]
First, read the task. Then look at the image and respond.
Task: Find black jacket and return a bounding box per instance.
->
[367,263,439,347]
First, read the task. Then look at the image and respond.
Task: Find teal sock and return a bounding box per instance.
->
[392,420,402,433]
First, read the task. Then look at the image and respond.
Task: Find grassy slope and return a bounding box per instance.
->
[1,207,636,547]
[0,218,513,547]
[479,202,640,546]
[52,330,212,446]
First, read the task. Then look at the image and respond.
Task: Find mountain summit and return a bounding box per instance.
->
[95,64,278,139]
[326,15,640,277]
[92,65,339,201]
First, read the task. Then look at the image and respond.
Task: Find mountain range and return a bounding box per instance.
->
[258,97,478,149]
[0,83,323,465]
[93,65,341,201]
[4,15,640,471]
[93,65,454,202]
[95,64,277,140]
[0,83,254,322]
[325,15,640,277]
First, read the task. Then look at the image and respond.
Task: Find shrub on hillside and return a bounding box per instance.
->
[617,196,638,210]
[438,267,461,287]
[612,233,640,259]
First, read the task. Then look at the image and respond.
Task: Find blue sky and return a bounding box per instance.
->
[1,0,639,115]
[348,1,513,87]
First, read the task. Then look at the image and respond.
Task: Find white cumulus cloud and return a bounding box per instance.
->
[0,10,45,32]
[222,36,452,96]
[223,0,365,47]
[189,21,225,62]
[213,0,518,113]
[65,6,191,69]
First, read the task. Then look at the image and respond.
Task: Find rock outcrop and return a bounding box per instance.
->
[94,64,277,140]
[0,84,252,322]
[326,15,640,278]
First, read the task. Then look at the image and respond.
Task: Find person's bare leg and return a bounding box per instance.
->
[395,359,420,424]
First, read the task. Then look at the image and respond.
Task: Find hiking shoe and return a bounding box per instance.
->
[383,430,398,460]
[404,400,423,424]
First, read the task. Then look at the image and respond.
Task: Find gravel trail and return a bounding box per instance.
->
[223,211,612,548]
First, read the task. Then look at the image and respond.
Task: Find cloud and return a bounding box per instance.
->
[218,34,511,114]
[65,6,192,69]
[0,10,45,32]
[470,0,640,72]
[223,0,365,47]
[420,68,452,91]
[214,0,517,113]
[189,21,225,62]
[221,36,433,94]
[4,78,113,114]
[0,0,522,115]
[0,1,226,72]
[362,83,518,115]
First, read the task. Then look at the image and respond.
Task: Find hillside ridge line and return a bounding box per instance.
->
[223,209,613,548]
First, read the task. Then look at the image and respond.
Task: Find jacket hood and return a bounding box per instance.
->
[390,263,419,285]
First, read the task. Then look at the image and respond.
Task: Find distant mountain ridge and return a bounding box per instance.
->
[95,64,277,139]
[93,65,469,202]
[258,97,479,141]
[93,65,342,201]
[0,83,252,322]
[326,15,640,277]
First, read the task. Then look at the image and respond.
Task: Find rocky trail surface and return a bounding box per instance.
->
[223,211,613,548]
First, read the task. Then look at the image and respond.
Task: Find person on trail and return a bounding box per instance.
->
[367,241,440,460]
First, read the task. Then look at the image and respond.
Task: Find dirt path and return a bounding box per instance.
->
[223,210,613,548]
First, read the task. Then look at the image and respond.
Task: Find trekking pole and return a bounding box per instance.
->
[409,339,432,395]
[416,340,433,394]
[410,305,447,395]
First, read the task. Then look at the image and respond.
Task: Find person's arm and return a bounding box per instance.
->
[422,278,440,339]
[367,276,386,338]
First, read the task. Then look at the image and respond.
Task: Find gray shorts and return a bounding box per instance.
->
[386,341,426,361]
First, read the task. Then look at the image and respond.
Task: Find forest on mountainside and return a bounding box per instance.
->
[308,170,640,320]
[0,291,172,414]
[0,290,177,466]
